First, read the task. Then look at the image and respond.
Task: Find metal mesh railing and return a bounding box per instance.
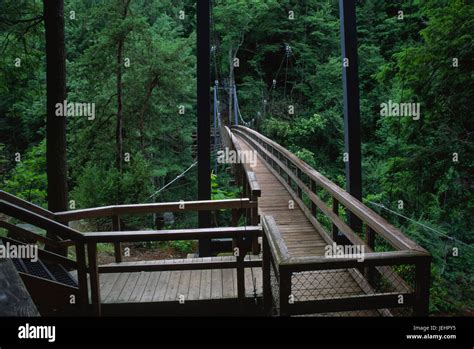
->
[288,264,416,316]
[291,269,364,301]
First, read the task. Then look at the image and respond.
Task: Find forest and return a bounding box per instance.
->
[0,0,472,315]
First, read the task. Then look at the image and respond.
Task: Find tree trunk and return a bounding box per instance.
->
[44,0,68,255]
[139,75,159,151]
[228,48,234,125]
[115,0,132,176]
[116,37,124,174]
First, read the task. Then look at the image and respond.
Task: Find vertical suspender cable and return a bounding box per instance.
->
[233,84,239,125]
[213,80,218,174]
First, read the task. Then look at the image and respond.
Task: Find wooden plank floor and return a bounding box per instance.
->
[100,256,262,304]
[235,136,330,258]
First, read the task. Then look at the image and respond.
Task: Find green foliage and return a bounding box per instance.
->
[71,154,151,208]
[71,153,153,229]
[165,240,196,255]
[2,141,47,207]
[211,171,238,201]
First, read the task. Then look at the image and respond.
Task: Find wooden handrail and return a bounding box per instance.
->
[280,250,430,271]
[221,125,261,198]
[0,190,55,219]
[261,216,290,265]
[262,215,428,269]
[55,198,256,223]
[232,126,426,252]
[0,220,60,246]
[0,200,84,242]
[223,125,262,254]
[230,129,261,197]
[82,226,261,243]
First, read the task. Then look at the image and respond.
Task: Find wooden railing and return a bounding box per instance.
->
[231,125,428,253]
[55,198,256,262]
[221,125,261,253]
[230,125,431,316]
[0,190,262,316]
[0,197,85,314]
[261,215,431,316]
[82,224,261,316]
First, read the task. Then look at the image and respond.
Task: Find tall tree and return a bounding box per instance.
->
[116,0,132,175]
[44,0,68,214]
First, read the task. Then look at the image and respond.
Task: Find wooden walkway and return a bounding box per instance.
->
[235,136,329,257]
[257,182,326,257]
[99,256,262,304]
[234,134,380,315]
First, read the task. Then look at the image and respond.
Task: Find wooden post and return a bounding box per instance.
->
[236,235,245,301]
[414,256,431,316]
[112,215,122,263]
[296,168,303,199]
[75,242,89,314]
[243,168,248,196]
[365,224,375,249]
[364,225,375,285]
[44,0,69,245]
[286,159,292,186]
[231,208,241,226]
[197,0,212,257]
[332,198,339,241]
[339,0,363,234]
[246,183,251,225]
[251,193,260,254]
[278,154,283,176]
[279,268,292,317]
[231,208,240,250]
[262,234,272,314]
[310,179,317,216]
[87,242,101,316]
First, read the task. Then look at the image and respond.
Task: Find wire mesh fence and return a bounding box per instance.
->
[287,265,415,316]
[264,249,419,316]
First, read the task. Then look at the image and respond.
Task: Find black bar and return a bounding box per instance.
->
[197,0,212,256]
[339,0,362,233]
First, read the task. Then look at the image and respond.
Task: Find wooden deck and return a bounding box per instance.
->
[99,256,262,304]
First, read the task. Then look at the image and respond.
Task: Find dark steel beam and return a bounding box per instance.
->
[197,0,212,256]
[339,0,362,234]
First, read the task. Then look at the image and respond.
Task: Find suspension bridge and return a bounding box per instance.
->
[0,108,431,316]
